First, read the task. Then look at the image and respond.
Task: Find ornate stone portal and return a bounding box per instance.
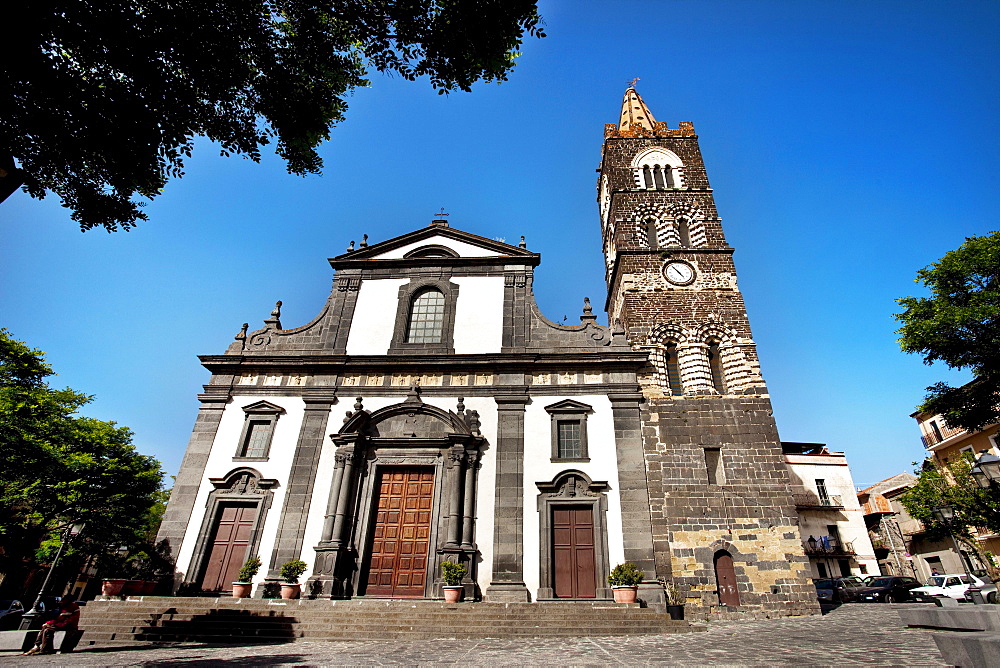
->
[307,390,485,599]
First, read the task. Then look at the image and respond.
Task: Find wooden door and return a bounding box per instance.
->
[200,502,256,592]
[552,505,597,598]
[714,550,741,606]
[365,467,434,597]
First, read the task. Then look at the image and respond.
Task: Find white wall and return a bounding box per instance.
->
[452,276,504,353]
[344,279,407,355]
[374,236,503,259]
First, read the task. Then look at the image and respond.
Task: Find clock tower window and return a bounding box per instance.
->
[677,218,691,247]
[708,340,726,394]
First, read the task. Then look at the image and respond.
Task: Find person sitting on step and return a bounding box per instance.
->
[23,599,80,655]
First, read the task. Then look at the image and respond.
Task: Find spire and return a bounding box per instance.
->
[619,83,657,133]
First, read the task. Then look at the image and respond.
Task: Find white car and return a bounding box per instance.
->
[910,574,987,601]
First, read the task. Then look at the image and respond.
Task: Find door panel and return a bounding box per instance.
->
[552,505,597,598]
[715,551,741,606]
[366,467,434,597]
[200,503,256,592]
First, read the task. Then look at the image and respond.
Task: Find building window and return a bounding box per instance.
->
[816,479,830,505]
[664,341,682,394]
[677,218,691,247]
[632,148,685,190]
[545,399,593,462]
[645,219,658,248]
[406,288,446,343]
[708,340,726,394]
[929,420,943,442]
[389,278,459,354]
[234,401,285,461]
[705,448,725,485]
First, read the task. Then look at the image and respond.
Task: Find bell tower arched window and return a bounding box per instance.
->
[677,218,691,247]
[406,288,445,343]
[664,342,682,394]
[708,340,726,394]
[645,219,659,248]
[632,148,685,190]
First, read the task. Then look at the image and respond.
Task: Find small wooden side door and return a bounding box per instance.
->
[200,502,256,592]
[552,505,597,598]
[714,550,740,606]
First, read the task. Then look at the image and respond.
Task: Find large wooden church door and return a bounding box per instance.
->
[199,502,256,592]
[714,550,741,606]
[365,467,434,597]
[553,505,597,598]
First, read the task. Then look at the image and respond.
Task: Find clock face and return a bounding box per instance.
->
[663,261,695,285]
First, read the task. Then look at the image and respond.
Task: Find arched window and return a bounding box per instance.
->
[708,340,726,394]
[642,165,653,189]
[645,219,658,248]
[664,342,682,394]
[406,288,446,343]
[677,218,691,247]
[653,165,666,189]
[632,149,684,190]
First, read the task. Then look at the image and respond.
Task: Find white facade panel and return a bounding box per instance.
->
[375,236,503,259]
[452,277,505,354]
[345,279,407,355]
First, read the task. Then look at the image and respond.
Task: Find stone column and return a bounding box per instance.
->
[445,445,465,549]
[156,393,228,592]
[461,449,479,551]
[484,395,531,602]
[328,446,357,548]
[320,449,348,542]
[262,395,336,592]
[610,392,665,610]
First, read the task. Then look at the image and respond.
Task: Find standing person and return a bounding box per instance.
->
[22,599,80,655]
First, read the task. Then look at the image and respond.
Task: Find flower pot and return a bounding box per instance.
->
[442,585,464,603]
[232,583,253,599]
[102,578,127,597]
[139,580,158,596]
[122,580,143,596]
[667,604,685,620]
[612,586,638,603]
[280,583,301,600]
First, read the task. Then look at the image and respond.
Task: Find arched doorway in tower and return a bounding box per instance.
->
[714,550,740,606]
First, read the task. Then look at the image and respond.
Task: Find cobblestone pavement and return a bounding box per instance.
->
[0,604,944,667]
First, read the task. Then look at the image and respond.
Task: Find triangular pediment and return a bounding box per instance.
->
[240,400,285,415]
[543,399,594,414]
[330,225,537,266]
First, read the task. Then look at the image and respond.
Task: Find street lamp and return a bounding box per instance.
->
[970,450,1000,490]
[932,504,983,605]
[18,522,85,630]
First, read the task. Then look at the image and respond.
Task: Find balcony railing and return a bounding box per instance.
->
[803,538,855,556]
[792,493,844,510]
[920,424,966,448]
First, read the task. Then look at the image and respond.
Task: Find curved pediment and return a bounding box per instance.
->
[339,400,471,438]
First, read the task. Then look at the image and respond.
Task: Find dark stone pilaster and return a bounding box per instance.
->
[156,393,228,591]
[263,396,336,590]
[484,395,531,602]
[610,392,666,610]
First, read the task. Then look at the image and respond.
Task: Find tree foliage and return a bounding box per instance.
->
[0,329,163,581]
[2,1,544,232]
[895,231,1000,431]
[898,456,1000,540]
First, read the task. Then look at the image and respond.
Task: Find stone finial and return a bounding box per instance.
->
[354,397,364,412]
[468,410,481,435]
[611,319,628,347]
[518,236,526,249]
[404,384,422,404]
[456,397,465,418]
[344,410,353,423]
[265,300,282,328]
[234,322,249,351]
[580,297,597,323]
[360,234,368,248]
[346,240,355,252]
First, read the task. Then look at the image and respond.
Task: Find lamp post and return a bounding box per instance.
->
[19,522,86,630]
[970,450,1000,491]
[931,504,982,605]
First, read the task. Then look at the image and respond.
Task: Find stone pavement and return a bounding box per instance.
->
[0,603,945,666]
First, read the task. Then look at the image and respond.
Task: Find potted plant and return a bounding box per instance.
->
[608,562,643,603]
[279,559,308,599]
[440,561,467,603]
[233,556,261,598]
[665,581,685,620]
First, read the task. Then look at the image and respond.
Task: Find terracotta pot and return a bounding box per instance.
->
[122,580,143,596]
[442,585,464,603]
[232,583,253,599]
[667,604,685,620]
[612,586,638,603]
[280,583,301,600]
[102,578,127,597]
[140,580,158,595]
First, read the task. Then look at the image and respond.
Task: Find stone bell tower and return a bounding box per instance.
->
[598,85,817,616]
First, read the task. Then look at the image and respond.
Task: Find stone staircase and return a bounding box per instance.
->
[78,597,701,645]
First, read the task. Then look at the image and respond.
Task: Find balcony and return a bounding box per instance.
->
[793,493,844,510]
[803,537,855,556]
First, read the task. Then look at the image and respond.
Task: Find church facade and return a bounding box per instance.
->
[157,88,818,617]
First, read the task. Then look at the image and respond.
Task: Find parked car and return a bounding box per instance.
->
[814,578,862,603]
[854,576,922,603]
[911,574,987,602]
[0,600,24,629]
[975,581,998,603]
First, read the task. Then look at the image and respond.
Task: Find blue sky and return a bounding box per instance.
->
[2,0,997,489]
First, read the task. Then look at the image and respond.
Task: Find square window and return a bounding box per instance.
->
[557,421,582,459]
[545,399,592,462]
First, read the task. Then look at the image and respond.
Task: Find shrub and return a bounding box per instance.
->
[440,561,467,586]
[607,562,643,587]
[237,556,261,583]
[280,559,308,584]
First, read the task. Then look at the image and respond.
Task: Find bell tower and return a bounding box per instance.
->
[599,85,817,615]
